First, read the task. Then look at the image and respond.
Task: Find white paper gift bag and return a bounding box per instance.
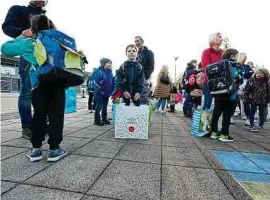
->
[115,104,149,139]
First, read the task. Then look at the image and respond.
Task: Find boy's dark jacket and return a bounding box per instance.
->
[244,77,270,105]
[2,4,45,38]
[116,60,144,96]
[137,47,154,80]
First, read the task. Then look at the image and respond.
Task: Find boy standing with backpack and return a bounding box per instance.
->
[1,15,86,161]
[94,58,114,126]
[116,44,144,106]
[208,49,242,142]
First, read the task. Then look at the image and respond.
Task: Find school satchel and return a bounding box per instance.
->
[206,59,233,95]
[33,30,86,87]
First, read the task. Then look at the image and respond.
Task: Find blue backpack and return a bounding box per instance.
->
[33,30,86,87]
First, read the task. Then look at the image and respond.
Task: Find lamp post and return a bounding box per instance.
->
[173,56,179,82]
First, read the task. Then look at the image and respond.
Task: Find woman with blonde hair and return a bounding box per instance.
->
[201,32,224,110]
[154,65,172,113]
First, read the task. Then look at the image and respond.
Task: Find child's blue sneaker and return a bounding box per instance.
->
[47,148,68,162]
[27,148,43,162]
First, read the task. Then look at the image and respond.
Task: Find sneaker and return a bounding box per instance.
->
[219,135,234,142]
[22,127,32,139]
[94,121,104,126]
[250,126,259,132]
[258,126,264,132]
[160,110,165,114]
[245,120,250,126]
[230,118,234,124]
[47,148,68,162]
[242,116,247,120]
[211,132,219,139]
[102,120,111,125]
[27,148,43,162]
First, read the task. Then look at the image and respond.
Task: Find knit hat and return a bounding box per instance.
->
[100,58,111,67]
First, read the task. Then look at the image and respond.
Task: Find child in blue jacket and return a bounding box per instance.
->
[93,58,114,126]
[1,15,68,162]
[116,44,144,106]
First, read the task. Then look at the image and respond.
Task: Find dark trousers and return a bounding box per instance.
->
[170,105,175,112]
[211,98,237,136]
[88,91,94,110]
[94,97,109,122]
[31,84,65,150]
[244,102,251,117]
[123,96,140,107]
[250,104,266,127]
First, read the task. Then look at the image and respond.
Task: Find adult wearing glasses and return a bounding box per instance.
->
[134,36,155,105]
[2,0,48,139]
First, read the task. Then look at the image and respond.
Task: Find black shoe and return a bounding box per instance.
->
[22,127,32,139]
[94,121,104,126]
[102,120,111,125]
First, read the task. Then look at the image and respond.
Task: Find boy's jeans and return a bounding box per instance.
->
[18,57,32,129]
[203,83,212,110]
[94,96,109,122]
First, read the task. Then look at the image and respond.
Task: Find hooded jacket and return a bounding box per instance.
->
[116,60,144,96]
[2,4,45,38]
[93,66,115,98]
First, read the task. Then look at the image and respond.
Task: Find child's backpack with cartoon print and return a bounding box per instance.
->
[32,30,86,88]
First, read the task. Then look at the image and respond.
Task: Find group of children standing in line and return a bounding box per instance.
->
[182,33,270,142]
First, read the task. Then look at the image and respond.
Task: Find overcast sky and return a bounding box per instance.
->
[1,0,269,82]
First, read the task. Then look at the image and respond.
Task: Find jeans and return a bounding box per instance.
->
[140,80,150,105]
[18,57,32,128]
[244,102,251,117]
[31,84,65,150]
[250,104,266,127]
[265,104,268,121]
[211,98,237,135]
[94,97,109,122]
[88,90,94,110]
[156,98,167,111]
[203,83,212,110]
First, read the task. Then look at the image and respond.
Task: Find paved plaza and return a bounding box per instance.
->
[1,93,270,200]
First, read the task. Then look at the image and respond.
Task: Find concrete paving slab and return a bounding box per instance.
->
[1,146,26,160]
[1,131,21,143]
[68,129,105,139]
[128,134,161,146]
[258,143,270,151]
[162,165,234,200]
[241,135,270,143]
[1,181,18,194]
[81,195,115,200]
[149,123,162,129]
[162,129,189,137]
[162,136,196,148]
[96,130,127,143]
[162,146,211,168]
[89,160,160,200]
[200,150,227,170]
[25,155,111,193]
[162,124,183,130]
[242,153,270,173]
[74,140,125,158]
[148,128,162,135]
[193,138,234,151]
[2,138,32,148]
[241,182,270,200]
[1,184,84,200]
[116,143,161,164]
[215,170,253,200]
[1,153,52,182]
[63,126,85,136]
[228,141,270,154]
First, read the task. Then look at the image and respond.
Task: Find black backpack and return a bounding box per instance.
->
[206,59,233,95]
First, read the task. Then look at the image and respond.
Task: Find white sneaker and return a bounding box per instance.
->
[230,118,234,124]
[242,116,247,120]
[245,120,250,126]
[160,110,165,114]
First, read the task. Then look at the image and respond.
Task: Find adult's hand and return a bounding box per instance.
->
[22,29,33,38]
[123,91,131,99]
[134,93,141,101]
